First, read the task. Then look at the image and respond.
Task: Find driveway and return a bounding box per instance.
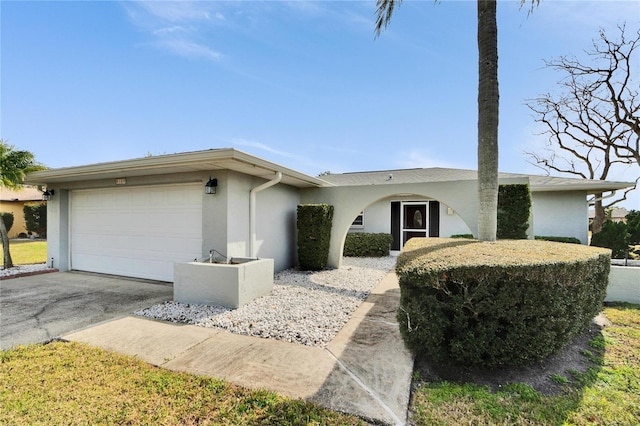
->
[0,271,173,351]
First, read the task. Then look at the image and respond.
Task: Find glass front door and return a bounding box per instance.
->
[402,203,427,245]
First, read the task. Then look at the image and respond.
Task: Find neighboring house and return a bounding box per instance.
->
[0,187,44,238]
[589,207,629,224]
[25,148,634,282]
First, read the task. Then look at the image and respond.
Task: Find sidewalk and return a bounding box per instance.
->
[64,272,414,425]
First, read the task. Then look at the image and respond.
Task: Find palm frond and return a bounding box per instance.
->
[375,0,402,38]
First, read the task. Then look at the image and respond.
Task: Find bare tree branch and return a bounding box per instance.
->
[526,24,639,232]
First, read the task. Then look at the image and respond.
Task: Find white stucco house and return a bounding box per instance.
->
[25,148,634,282]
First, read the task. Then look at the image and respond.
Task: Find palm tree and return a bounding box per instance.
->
[375,0,539,241]
[0,140,44,269]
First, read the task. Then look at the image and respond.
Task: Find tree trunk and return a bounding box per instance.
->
[0,216,13,269]
[592,196,605,235]
[477,0,499,241]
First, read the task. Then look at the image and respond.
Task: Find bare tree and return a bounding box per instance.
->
[526,24,639,233]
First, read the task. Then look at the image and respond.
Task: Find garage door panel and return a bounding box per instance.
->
[70,184,203,282]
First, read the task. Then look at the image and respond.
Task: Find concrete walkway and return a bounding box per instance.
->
[63,272,414,425]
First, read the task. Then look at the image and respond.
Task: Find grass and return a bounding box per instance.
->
[0,240,47,265]
[409,303,640,425]
[0,342,364,425]
[1,303,637,424]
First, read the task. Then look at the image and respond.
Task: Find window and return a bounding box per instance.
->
[351,212,364,228]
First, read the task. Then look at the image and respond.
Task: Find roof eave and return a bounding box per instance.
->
[24,148,331,188]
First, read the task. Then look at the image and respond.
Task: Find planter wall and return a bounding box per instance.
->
[606,265,640,304]
[174,258,274,308]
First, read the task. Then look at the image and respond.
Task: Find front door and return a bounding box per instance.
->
[402,203,427,245]
[390,201,440,250]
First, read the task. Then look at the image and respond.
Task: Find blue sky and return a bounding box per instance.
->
[2,0,638,207]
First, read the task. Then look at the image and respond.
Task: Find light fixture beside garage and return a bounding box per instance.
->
[205,176,218,194]
[42,189,55,201]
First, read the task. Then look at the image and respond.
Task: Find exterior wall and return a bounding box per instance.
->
[0,202,29,238]
[350,196,472,238]
[202,170,229,261]
[46,172,212,273]
[224,171,299,272]
[531,191,589,244]
[254,182,299,272]
[439,203,473,237]
[45,170,299,276]
[46,189,69,270]
[301,178,530,268]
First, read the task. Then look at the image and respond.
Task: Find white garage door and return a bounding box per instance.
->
[70,184,202,282]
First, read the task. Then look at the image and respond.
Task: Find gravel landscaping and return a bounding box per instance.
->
[0,263,53,278]
[136,256,396,347]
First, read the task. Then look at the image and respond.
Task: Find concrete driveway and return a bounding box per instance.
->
[0,271,173,351]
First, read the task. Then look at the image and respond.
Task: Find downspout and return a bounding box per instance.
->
[249,171,282,258]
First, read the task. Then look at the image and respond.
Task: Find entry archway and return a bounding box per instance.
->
[301,180,480,269]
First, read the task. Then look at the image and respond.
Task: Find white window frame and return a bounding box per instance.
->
[350,211,365,229]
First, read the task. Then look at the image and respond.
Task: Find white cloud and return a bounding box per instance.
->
[124,1,224,61]
[152,39,221,61]
[232,139,298,159]
[134,1,219,24]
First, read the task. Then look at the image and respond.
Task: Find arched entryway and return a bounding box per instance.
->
[300,180,481,269]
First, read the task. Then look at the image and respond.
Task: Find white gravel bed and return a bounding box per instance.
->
[135,256,397,347]
[0,263,52,278]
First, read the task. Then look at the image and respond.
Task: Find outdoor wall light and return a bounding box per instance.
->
[205,177,218,194]
[42,189,55,201]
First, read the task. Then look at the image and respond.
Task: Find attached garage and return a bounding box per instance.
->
[70,184,202,282]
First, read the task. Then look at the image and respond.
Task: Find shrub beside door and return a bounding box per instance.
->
[297,204,333,271]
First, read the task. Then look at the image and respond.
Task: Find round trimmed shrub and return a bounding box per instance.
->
[396,238,610,367]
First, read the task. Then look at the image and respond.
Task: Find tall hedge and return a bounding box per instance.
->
[297,204,333,270]
[591,220,630,258]
[396,238,610,367]
[497,184,531,239]
[23,203,47,238]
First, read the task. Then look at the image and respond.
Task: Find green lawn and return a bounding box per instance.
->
[0,342,364,425]
[409,303,640,425]
[0,240,47,265]
[0,298,637,425]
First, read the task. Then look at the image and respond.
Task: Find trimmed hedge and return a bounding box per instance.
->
[297,204,334,271]
[450,234,474,239]
[0,212,14,234]
[535,236,582,244]
[23,203,47,238]
[591,220,629,258]
[343,233,393,257]
[396,238,610,367]
[497,184,531,239]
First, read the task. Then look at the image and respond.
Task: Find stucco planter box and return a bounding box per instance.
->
[606,265,640,304]
[173,258,274,309]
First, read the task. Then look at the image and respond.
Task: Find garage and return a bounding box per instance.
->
[70,184,203,282]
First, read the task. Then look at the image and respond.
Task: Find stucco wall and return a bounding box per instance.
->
[1,202,29,238]
[531,191,588,244]
[46,189,69,270]
[225,172,299,272]
[45,170,299,275]
[350,196,472,238]
[300,179,511,268]
[606,266,640,304]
